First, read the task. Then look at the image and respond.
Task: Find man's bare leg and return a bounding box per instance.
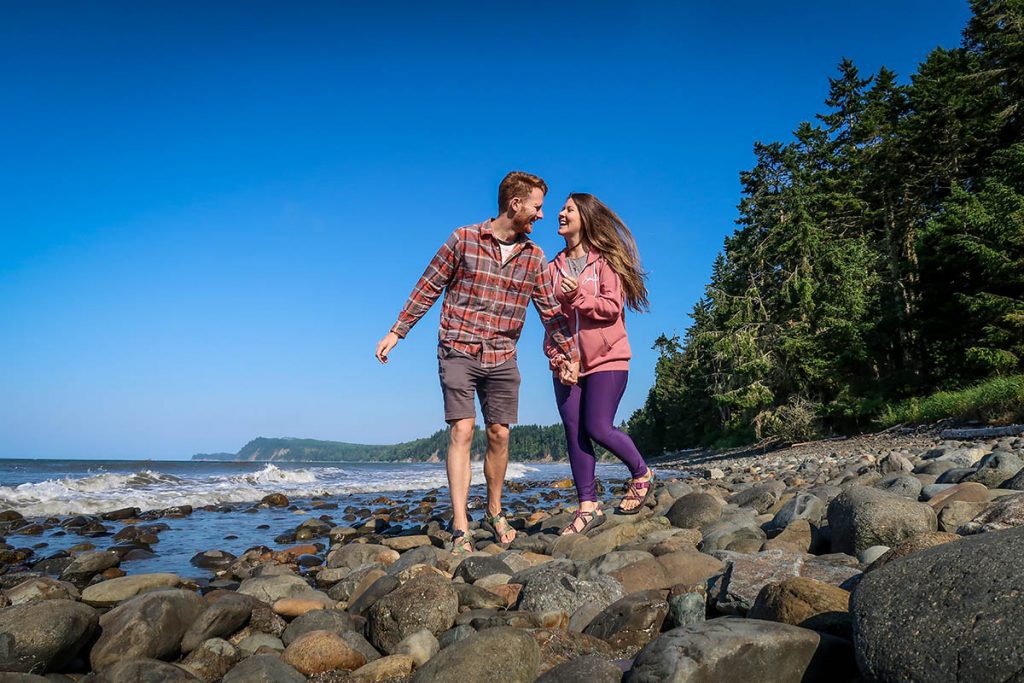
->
[447,418,475,535]
[484,422,516,543]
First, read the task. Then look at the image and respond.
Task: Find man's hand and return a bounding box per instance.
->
[560,276,579,293]
[559,360,579,385]
[375,332,400,364]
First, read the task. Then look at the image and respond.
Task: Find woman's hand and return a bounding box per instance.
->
[560,276,578,293]
[559,360,579,385]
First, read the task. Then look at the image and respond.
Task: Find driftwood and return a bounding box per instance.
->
[940,424,1024,439]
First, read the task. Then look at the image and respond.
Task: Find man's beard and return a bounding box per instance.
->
[513,213,534,233]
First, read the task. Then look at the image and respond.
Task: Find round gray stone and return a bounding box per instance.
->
[0,599,98,674]
[411,626,540,683]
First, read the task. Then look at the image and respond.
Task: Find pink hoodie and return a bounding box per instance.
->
[544,250,631,376]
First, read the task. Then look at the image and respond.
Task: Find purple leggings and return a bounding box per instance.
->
[553,369,648,502]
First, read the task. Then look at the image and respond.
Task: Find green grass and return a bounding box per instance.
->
[878,374,1024,427]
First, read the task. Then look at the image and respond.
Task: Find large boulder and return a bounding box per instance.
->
[181,593,255,653]
[411,626,540,683]
[666,493,723,529]
[90,589,206,671]
[628,619,828,682]
[366,573,457,654]
[851,526,1024,682]
[826,486,937,555]
[516,570,623,619]
[963,451,1023,488]
[0,599,98,673]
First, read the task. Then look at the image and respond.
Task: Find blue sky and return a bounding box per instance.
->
[1,1,972,459]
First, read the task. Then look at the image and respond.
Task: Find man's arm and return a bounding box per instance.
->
[531,259,579,368]
[375,230,460,364]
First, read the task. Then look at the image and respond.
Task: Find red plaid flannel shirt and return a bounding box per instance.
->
[391,220,579,368]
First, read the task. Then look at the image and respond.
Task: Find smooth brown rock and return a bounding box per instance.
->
[927,482,990,512]
[650,529,703,555]
[280,629,367,675]
[350,654,416,683]
[764,519,813,553]
[272,597,329,618]
[381,535,432,551]
[748,577,851,637]
[609,557,668,593]
[487,582,522,608]
[938,500,989,532]
[583,589,670,656]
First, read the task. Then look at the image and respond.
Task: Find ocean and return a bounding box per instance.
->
[0,458,635,578]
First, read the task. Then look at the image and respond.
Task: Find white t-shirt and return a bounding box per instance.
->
[497,240,516,265]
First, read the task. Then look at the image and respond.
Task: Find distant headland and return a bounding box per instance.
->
[191,424,575,463]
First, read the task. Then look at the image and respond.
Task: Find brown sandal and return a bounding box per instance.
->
[560,507,605,536]
[617,469,655,515]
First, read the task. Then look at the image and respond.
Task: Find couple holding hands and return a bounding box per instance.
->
[374,171,653,556]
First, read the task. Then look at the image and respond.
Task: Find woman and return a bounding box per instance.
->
[545,193,654,535]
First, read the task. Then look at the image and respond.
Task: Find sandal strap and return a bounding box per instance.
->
[451,529,473,555]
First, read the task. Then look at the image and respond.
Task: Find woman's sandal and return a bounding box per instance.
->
[482,511,517,545]
[617,468,655,515]
[560,507,606,536]
[450,529,474,558]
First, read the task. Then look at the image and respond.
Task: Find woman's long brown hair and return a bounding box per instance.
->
[570,193,650,313]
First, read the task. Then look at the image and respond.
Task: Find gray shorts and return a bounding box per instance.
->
[438,346,521,425]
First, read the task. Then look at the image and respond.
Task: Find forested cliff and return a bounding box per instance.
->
[627,0,1024,453]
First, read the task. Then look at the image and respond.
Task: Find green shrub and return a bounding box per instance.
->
[879,375,1024,426]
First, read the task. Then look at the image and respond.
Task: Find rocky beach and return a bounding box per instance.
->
[1,425,1023,682]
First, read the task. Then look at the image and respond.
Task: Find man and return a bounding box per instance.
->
[375,171,579,556]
